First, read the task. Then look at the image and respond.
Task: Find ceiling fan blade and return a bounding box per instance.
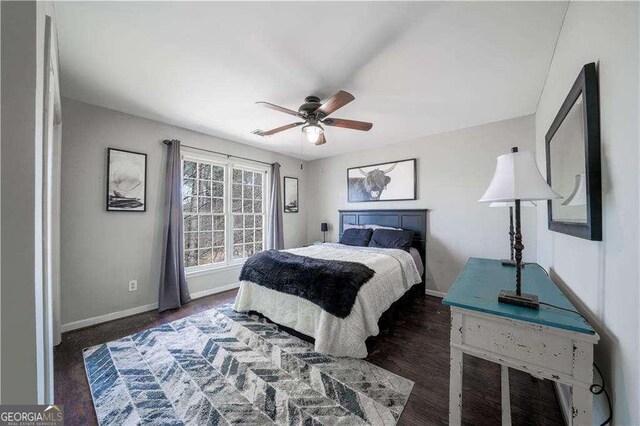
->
[256,101,301,117]
[323,118,373,131]
[252,122,305,137]
[314,91,355,117]
[315,133,327,145]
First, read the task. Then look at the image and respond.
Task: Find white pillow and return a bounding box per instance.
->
[343,224,363,230]
[343,223,401,231]
[366,224,401,230]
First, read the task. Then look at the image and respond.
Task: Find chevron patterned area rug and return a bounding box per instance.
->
[83,304,414,425]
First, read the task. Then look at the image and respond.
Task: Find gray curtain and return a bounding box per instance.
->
[267,162,284,250]
[158,139,191,312]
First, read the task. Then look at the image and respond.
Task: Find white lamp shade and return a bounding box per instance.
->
[479,150,561,203]
[562,173,587,206]
[489,201,537,208]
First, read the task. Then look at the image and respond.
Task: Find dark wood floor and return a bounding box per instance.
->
[55,291,564,425]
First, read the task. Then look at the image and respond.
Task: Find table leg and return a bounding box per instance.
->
[501,365,511,426]
[569,385,592,425]
[449,346,463,425]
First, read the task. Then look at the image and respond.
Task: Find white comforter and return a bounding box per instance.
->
[233,243,422,358]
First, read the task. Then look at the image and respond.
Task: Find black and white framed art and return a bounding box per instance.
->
[283,176,299,213]
[347,158,416,202]
[106,148,147,212]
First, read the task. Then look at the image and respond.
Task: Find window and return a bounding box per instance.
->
[231,167,265,260]
[182,153,268,272]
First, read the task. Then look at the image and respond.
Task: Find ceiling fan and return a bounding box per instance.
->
[252,91,373,145]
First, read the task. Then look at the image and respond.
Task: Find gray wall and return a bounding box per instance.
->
[60,98,308,326]
[1,1,38,402]
[535,2,639,423]
[0,0,3,402]
[305,115,537,294]
[1,0,53,403]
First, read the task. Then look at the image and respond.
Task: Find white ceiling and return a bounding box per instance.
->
[56,1,567,161]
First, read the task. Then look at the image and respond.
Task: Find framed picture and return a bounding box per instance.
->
[283,176,299,213]
[106,148,147,212]
[347,158,416,202]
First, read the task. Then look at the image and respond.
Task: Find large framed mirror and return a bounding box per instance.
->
[545,62,601,240]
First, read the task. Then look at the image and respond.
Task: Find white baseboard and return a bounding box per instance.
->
[61,302,158,333]
[425,289,447,298]
[61,282,240,333]
[189,282,241,299]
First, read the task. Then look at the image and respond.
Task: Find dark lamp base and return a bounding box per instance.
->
[498,290,539,309]
[501,260,526,267]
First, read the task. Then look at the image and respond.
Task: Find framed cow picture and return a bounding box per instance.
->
[347,158,416,202]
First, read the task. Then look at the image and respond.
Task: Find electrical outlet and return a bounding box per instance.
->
[128,280,137,292]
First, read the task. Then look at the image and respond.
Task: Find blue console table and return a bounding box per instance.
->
[443,258,599,425]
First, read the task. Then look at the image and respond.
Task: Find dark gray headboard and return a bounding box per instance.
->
[338,209,428,275]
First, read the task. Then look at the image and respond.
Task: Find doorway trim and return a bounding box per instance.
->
[39,13,62,404]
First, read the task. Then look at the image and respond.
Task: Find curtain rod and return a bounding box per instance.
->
[163,140,275,166]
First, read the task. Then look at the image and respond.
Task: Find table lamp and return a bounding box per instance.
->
[321,223,328,243]
[489,201,536,266]
[479,147,561,309]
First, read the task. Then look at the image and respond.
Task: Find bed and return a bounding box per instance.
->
[233,209,428,358]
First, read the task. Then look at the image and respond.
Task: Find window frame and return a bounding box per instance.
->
[181,148,270,275]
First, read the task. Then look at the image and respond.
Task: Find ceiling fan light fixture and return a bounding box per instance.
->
[302,124,323,144]
[254,91,371,146]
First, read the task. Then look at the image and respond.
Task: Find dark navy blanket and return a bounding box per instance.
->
[239,250,375,318]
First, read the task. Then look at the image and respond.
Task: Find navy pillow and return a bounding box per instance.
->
[340,228,373,247]
[369,229,414,252]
